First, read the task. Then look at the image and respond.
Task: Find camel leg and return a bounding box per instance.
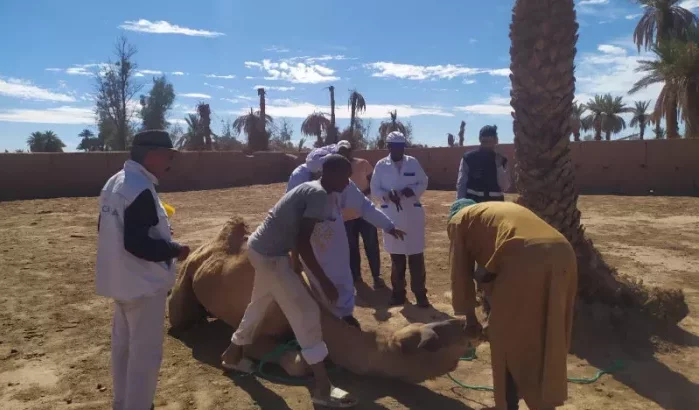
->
[243,336,311,377]
[168,265,207,329]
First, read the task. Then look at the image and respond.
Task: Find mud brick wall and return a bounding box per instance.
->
[2,139,698,201]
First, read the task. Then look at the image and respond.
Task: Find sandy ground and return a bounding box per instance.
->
[0,184,697,410]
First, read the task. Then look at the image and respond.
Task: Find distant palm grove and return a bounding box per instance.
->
[12,0,697,153]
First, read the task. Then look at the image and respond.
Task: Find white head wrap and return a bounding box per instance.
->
[305,144,337,173]
[337,140,352,150]
[386,131,406,144]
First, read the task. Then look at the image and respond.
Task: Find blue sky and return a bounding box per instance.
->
[1,0,697,151]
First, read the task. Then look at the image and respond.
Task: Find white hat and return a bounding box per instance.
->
[386,131,406,144]
[306,145,335,173]
[337,140,351,150]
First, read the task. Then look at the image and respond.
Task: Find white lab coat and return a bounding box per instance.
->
[371,155,428,255]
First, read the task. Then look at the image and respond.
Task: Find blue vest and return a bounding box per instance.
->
[463,149,504,193]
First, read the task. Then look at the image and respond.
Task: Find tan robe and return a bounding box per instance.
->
[448,202,577,409]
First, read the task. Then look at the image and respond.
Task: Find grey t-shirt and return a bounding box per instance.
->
[248,180,330,256]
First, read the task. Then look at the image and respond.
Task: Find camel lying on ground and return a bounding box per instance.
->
[168,217,482,382]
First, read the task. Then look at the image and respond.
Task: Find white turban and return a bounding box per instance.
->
[337,140,352,150]
[386,131,406,144]
[306,144,337,173]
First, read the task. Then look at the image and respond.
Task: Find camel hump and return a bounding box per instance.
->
[215,217,250,253]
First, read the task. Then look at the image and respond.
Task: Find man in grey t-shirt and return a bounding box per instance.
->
[220,155,359,408]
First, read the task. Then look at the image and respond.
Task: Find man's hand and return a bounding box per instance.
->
[388,190,403,211]
[401,187,415,198]
[387,228,407,241]
[320,278,339,304]
[177,245,191,262]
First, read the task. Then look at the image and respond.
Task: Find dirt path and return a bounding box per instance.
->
[0,185,697,409]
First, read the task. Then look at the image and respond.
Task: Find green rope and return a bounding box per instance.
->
[448,349,625,391]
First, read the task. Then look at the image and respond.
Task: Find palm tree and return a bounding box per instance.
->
[581,95,606,141]
[633,0,697,51]
[633,0,697,139]
[600,94,632,140]
[257,88,268,143]
[378,110,406,148]
[510,0,687,321]
[630,101,652,139]
[27,131,65,152]
[447,133,455,147]
[301,112,331,148]
[570,102,586,141]
[176,113,202,149]
[630,31,699,139]
[348,89,367,135]
[325,86,338,144]
[234,108,273,151]
[458,121,466,146]
[197,103,212,150]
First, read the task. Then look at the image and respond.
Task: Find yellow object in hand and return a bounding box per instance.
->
[161,201,176,218]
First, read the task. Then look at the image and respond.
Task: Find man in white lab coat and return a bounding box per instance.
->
[370,131,431,308]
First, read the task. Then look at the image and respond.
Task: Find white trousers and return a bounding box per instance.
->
[111,291,167,410]
[232,247,328,365]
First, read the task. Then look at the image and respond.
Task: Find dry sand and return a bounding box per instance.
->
[0,185,697,409]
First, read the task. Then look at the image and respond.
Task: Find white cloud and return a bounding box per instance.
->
[0,106,93,124]
[597,44,626,55]
[244,76,255,80]
[180,93,211,99]
[625,13,642,20]
[119,19,224,37]
[244,59,339,83]
[265,46,291,53]
[236,95,256,101]
[253,85,295,91]
[463,79,477,85]
[455,104,512,115]
[204,82,226,90]
[575,43,662,105]
[220,98,240,104]
[137,69,163,76]
[46,63,108,77]
[45,68,62,72]
[205,74,236,79]
[171,71,186,76]
[365,62,509,81]
[0,77,76,102]
[488,68,511,77]
[579,0,608,4]
[679,0,699,10]
[229,99,453,118]
[454,95,512,116]
[469,38,478,44]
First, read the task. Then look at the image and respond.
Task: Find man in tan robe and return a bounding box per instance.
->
[448,200,577,410]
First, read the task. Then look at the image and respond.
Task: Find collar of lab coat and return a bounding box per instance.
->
[124,159,159,185]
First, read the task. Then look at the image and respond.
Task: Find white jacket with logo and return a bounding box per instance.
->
[96,160,177,301]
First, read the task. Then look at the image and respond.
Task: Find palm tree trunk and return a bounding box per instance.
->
[258,88,268,150]
[327,86,336,144]
[350,99,357,135]
[639,123,645,140]
[666,101,680,139]
[573,130,580,141]
[510,0,687,322]
[594,125,602,141]
[605,130,611,141]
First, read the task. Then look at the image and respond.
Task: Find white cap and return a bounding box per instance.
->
[386,131,406,144]
[306,145,335,173]
[337,140,351,150]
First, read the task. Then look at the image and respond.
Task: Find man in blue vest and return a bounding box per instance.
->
[456,125,510,203]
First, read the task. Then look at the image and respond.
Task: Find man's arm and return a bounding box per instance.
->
[448,223,477,321]
[456,158,469,199]
[496,161,511,192]
[123,190,182,262]
[343,182,395,231]
[297,218,337,302]
[286,167,310,193]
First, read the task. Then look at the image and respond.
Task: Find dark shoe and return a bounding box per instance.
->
[342,315,361,329]
[388,294,406,306]
[353,277,364,286]
[373,277,387,289]
[416,297,431,308]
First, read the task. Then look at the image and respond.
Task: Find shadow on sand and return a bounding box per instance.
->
[169,318,475,410]
[572,303,699,410]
